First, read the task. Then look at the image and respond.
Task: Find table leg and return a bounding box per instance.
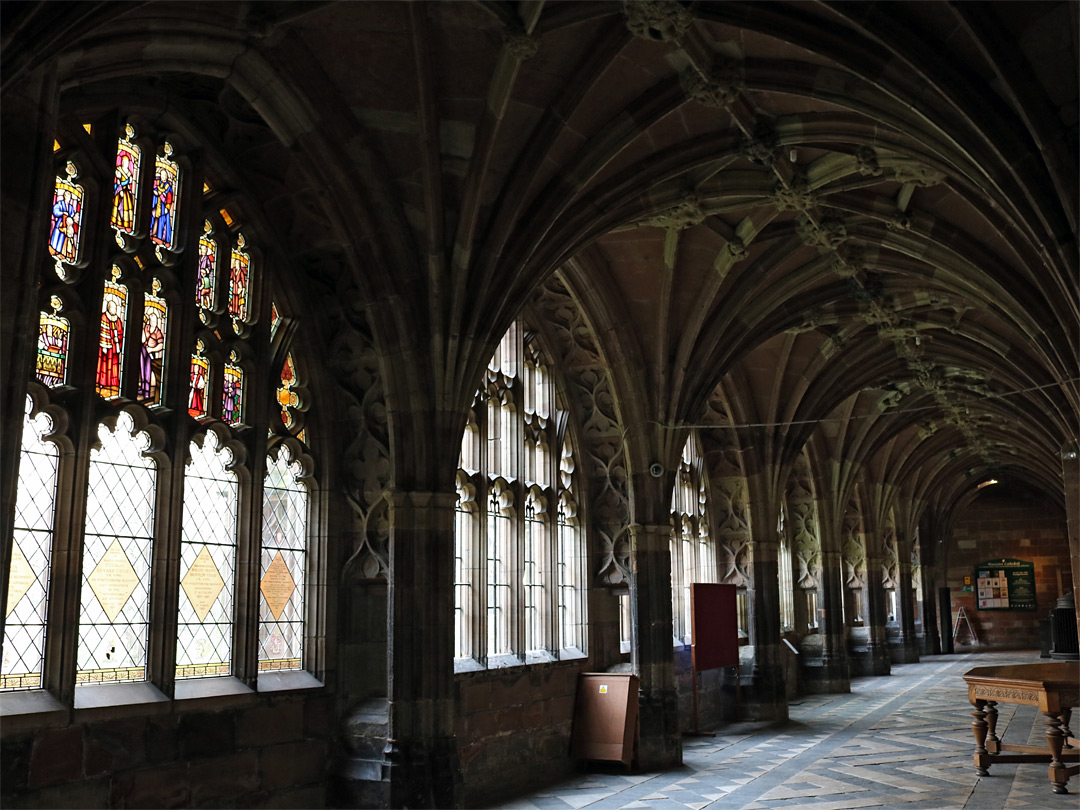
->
[1045,710,1070,794]
[986,701,1000,753]
[1061,707,1074,747]
[972,698,990,776]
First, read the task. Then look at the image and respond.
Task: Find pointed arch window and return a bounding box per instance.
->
[455,324,586,668]
[2,399,59,689]
[5,114,321,699]
[670,435,714,644]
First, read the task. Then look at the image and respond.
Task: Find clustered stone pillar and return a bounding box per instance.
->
[629,521,682,770]
[861,526,891,675]
[386,488,461,808]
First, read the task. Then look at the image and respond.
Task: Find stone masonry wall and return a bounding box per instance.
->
[1,691,334,809]
[945,488,1071,650]
[455,661,589,806]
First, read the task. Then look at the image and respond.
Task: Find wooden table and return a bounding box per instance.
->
[963,662,1080,794]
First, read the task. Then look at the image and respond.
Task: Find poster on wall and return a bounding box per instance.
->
[975,558,1037,611]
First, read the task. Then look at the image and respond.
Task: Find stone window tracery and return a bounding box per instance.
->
[2,115,318,696]
[454,323,587,668]
[670,435,715,644]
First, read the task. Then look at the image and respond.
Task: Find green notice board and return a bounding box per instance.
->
[975,558,1037,611]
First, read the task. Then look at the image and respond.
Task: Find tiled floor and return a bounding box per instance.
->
[496,652,1077,810]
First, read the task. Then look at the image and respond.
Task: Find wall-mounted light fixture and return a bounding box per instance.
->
[976,479,998,490]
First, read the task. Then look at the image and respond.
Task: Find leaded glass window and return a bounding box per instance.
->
[670,435,714,644]
[77,413,156,684]
[229,234,251,333]
[223,352,243,426]
[149,144,180,249]
[36,297,69,387]
[7,111,320,698]
[48,161,84,273]
[454,322,586,667]
[260,449,307,672]
[176,433,237,679]
[110,124,140,237]
[96,268,127,400]
[138,279,167,406]
[1,398,58,690]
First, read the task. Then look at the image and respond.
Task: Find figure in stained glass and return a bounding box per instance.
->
[228,235,250,332]
[189,340,209,419]
[149,145,179,248]
[96,270,127,399]
[36,297,69,387]
[48,164,83,268]
[138,280,168,406]
[111,126,140,235]
[223,352,243,426]
[197,222,216,312]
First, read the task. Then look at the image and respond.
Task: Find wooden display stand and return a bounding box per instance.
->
[688,583,740,735]
[571,672,639,766]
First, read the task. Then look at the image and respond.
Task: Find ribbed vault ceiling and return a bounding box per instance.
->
[5,0,1077,514]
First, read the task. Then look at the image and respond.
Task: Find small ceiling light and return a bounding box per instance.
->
[789,148,798,162]
[976,479,998,490]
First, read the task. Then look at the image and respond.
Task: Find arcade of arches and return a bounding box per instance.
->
[1,2,1077,808]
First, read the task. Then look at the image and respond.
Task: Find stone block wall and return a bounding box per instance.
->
[1,691,335,809]
[945,487,1071,650]
[454,661,588,806]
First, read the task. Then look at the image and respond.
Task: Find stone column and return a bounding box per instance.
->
[860,528,891,675]
[1062,443,1079,635]
[816,544,850,690]
[629,521,682,770]
[385,488,461,808]
[1,63,57,627]
[890,528,920,663]
[745,532,788,719]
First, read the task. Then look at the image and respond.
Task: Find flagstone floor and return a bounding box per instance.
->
[494,651,1077,810]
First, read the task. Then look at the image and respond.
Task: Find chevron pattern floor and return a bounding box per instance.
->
[495,652,1076,810]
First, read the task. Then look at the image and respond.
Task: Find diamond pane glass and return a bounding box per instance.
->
[77,413,156,684]
[259,452,306,671]
[110,126,140,235]
[96,274,127,399]
[177,433,237,679]
[137,287,167,406]
[36,309,69,387]
[149,146,180,249]
[2,398,58,690]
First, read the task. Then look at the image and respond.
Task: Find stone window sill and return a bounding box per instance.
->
[175,676,255,710]
[0,689,67,734]
[74,681,170,722]
[257,669,323,693]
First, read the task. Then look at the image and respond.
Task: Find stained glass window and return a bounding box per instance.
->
[137,280,167,406]
[223,352,243,426]
[270,301,281,339]
[110,124,140,237]
[77,413,156,684]
[197,222,217,316]
[177,433,237,679]
[259,450,307,672]
[2,398,59,690]
[188,340,209,419]
[277,353,299,428]
[228,234,250,333]
[149,143,180,249]
[48,162,84,272]
[96,267,127,399]
[36,296,69,387]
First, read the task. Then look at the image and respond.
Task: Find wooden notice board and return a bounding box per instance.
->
[571,672,639,766]
[691,583,739,672]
